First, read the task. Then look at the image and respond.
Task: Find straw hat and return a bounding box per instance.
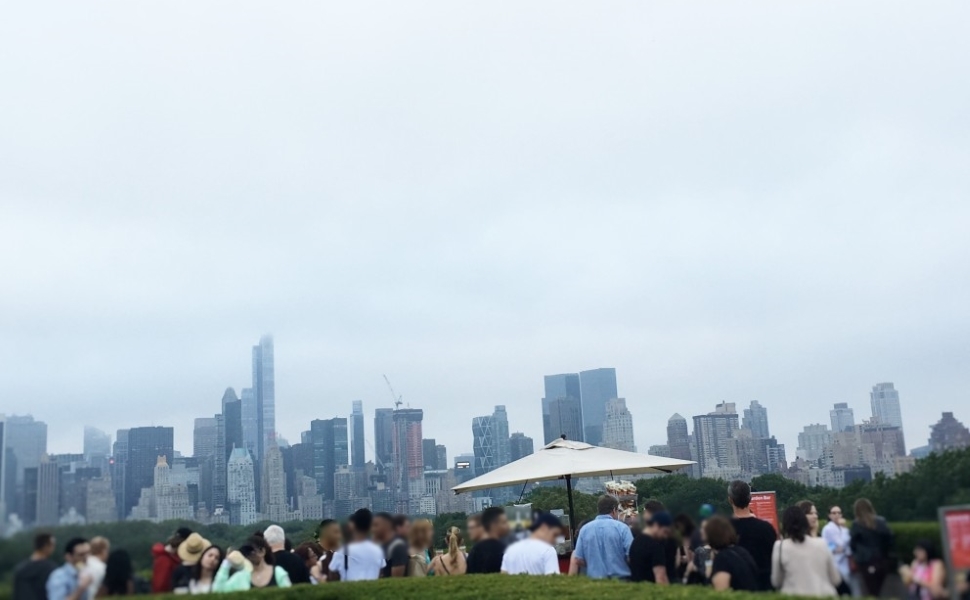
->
[177,533,211,564]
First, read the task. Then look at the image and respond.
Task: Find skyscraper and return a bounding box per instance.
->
[666,414,691,462]
[391,408,423,512]
[310,418,348,501]
[36,456,60,526]
[741,401,770,439]
[227,447,257,525]
[830,403,856,433]
[472,416,495,476]
[111,430,128,520]
[83,427,111,467]
[692,403,741,478]
[193,418,218,461]
[125,426,174,518]
[492,406,511,468]
[547,397,584,443]
[2,415,48,518]
[260,443,289,522]
[435,445,448,471]
[797,424,832,463]
[509,433,534,462]
[240,387,258,459]
[602,398,636,452]
[422,439,438,471]
[350,400,365,470]
[222,389,244,457]
[579,368,619,446]
[542,374,582,444]
[374,408,394,471]
[870,383,903,429]
[252,334,276,461]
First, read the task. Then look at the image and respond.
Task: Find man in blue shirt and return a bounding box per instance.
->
[46,538,92,600]
[569,496,634,579]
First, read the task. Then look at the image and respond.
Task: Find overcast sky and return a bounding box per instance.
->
[2,1,968,462]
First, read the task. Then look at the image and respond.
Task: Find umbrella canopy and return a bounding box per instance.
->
[452,438,695,494]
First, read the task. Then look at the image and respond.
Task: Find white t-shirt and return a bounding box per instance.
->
[500,538,559,575]
[331,540,386,581]
[86,557,106,600]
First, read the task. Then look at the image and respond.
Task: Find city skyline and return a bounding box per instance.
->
[1,336,952,478]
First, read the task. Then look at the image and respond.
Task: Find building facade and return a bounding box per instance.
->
[310,418,349,501]
[125,426,174,518]
[692,403,740,479]
[252,334,276,461]
[602,398,636,452]
[667,414,692,462]
[830,402,855,433]
[227,448,256,525]
[797,424,832,463]
[391,409,423,512]
[509,433,534,462]
[578,368,618,446]
[350,400,366,470]
[542,373,582,444]
[742,401,770,439]
[870,383,903,429]
[929,412,970,453]
[374,408,394,472]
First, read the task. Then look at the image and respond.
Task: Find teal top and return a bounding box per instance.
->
[212,562,292,592]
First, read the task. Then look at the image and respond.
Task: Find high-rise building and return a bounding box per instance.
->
[125,427,174,518]
[472,416,495,476]
[870,383,903,429]
[510,433,534,462]
[579,368,619,446]
[435,445,447,472]
[310,418,348,501]
[797,424,832,463]
[240,387,258,459]
[422,439,438,471]
[36,456,60,526]
[492,406,512,468]
[830,403,856,433]
[692,403,741,479]
[111,429,128,520]
[227,448,257,525]
[154,456,193,522]
[260,443,289,522]
[547,397,584,444]
[374,408,394,472]
[602,398,636,452]
[85,476,116,524]
[929,412,970,453]
[83,427,111,468]
[350,401,365,470]
[222,389,244,457]
[252,334,276,461]
[391,409,424,512]
[193,418,218,460]
[666,414,692,462]
[742,401,770,439]
[2,415,48,518]
[542,374,582,444]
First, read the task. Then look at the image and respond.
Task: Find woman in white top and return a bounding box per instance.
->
[188,546,223,595]
[772,506,841,597]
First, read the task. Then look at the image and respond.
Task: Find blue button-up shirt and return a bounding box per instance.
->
[46,563,79,600]
[573,514,634,579]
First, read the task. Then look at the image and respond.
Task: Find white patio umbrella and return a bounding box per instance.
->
[452,437,695,535]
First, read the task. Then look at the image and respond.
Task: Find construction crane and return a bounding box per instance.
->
[383,374,403,409]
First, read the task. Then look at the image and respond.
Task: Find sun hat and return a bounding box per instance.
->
[177,533,211,564]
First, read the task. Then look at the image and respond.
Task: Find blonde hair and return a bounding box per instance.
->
[409,519,434,551]
[446,526,463,566]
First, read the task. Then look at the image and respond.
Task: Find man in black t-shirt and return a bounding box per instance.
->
[373,513,409,578]
[630,511,672,584]
[728,480,778,591]
[466,507,509,574]
[13,533,58,600]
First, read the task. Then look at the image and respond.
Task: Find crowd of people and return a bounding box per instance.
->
[9,481,967,599]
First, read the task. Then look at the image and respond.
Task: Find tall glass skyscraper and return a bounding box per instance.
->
[579,368,618,446]
[471,405,512,476]
[310,417,348,501]
[666,414,691,461]
[374,408,394,472]
[125,426,174,517]
[870,383,903,429]
[252,335,276,462]
[240,387,258,460]
[742,401,770,439]
[391,408,423,512]
[3,415,48,518]
[542,373,582,444]
[350,400,366,470]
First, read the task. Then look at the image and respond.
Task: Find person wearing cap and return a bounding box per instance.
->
[630,511,673,584]
[500,513,563,575]
[151,527,192,594]
[171,533,210,594]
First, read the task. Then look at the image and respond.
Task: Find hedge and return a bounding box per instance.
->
[0,575,818,600]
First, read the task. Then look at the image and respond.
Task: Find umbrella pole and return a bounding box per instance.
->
[565,474,576,540]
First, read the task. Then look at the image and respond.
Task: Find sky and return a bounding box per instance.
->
[2,1,969,462]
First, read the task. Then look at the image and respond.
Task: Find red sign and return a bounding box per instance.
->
[942,507,970,570]
[749,491,779,533]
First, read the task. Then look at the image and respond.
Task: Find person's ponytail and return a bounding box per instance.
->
[447,527,461,565]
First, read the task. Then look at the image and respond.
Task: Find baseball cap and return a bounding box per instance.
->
[649,511,674,527]
[530,513,564,532]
